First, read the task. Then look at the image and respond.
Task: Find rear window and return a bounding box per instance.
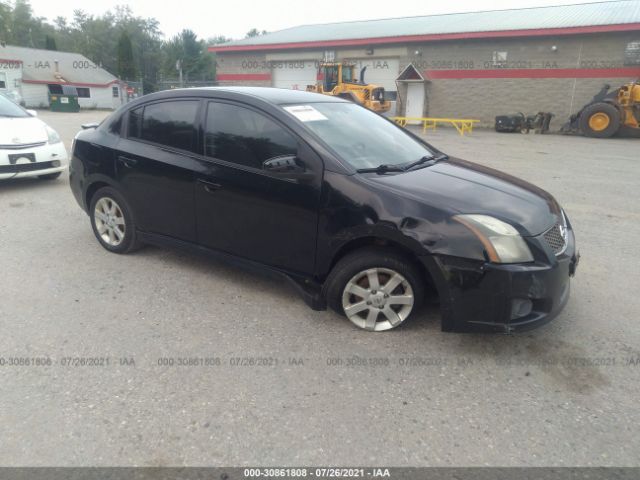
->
[128,100,199,152]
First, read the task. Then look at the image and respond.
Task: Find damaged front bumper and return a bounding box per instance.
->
[421,232,579,333]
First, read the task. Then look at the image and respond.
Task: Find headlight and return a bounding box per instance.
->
[453,214,534,264]
[46,126,62,144]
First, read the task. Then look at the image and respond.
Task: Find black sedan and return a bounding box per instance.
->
[69,87,578,332]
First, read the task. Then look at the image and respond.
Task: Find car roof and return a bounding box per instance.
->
[133,86,348,106]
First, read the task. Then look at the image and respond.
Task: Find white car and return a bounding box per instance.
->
[0,94,68,180]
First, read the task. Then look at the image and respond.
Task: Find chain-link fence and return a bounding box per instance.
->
[118,79,219,103]
[156,79,219,91]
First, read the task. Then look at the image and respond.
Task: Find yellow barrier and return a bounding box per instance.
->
[390,117,480,136]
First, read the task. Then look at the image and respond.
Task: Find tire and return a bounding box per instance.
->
[324,248,425,331]
[38,172,61,180]
[579,102,621,138]
[89,186,141,254]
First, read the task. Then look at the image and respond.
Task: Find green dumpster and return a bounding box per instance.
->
[49,85,80,112]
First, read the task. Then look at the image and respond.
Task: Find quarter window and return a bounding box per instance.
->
[205,102,298,169]
[128,100,199,152]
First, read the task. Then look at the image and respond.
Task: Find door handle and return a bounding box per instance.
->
[198,179,222,193]
[117,155,137,168]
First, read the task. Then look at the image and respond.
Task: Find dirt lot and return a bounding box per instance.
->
[1,109,639,466]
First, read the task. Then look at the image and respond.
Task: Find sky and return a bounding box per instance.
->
[26,0,613,41]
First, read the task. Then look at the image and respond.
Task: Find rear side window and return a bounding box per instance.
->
[128,100,199,152]
[205,102,297,169]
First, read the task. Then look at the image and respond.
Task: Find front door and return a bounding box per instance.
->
[195,101,322,274]
[406,82,425,124]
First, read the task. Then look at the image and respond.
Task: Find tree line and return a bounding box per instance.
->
[0,0,265,92]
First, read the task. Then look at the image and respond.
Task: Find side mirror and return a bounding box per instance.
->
[263,155,314,182]
[263,155,301,173]
[27,109,38,117]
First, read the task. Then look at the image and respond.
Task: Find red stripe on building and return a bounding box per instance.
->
[216,73,272,81]
[0,58,22,64]
[425,67,640,79]
[22,79,120,87]
[208,23,640,52]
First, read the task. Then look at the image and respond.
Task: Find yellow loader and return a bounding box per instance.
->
[563,81,640,138]
[306,62,391,114]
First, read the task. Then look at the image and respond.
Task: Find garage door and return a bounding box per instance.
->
[272,60,318,90]
[348,58,400,93]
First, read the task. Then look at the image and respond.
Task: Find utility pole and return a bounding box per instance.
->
[176,59,183,88]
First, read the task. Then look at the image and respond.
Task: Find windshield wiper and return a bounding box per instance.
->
[403,153,449,171]
[356,153,449,174]
[356,164,406,174]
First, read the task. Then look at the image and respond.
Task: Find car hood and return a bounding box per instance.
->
[364,157,560,236]
[0,117,48,145]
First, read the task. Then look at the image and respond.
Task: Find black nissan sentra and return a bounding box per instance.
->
[70,87,579,333]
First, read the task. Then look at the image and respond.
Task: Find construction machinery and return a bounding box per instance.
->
[562,81,640,138]
[306,62,391,114]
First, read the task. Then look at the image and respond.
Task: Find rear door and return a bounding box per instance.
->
[195,100,323,274]
[116,99,202,241]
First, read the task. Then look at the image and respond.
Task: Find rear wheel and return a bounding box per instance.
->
[89,186,141,254]
[580,102,621,138]
[324,248,425,331]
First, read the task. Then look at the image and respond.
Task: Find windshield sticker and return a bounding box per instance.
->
[283,105,328,122]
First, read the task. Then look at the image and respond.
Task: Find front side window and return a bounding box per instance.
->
[205,102,298,169]
[128,100,199,152]
[284,102,432,170]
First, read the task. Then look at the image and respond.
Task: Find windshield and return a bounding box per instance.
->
[0,94,29,118]
[284,102,433,170]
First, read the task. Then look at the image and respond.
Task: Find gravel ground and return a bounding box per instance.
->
[0,109,639,466]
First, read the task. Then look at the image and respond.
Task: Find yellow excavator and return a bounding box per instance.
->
[306,62,391,114]
[562,81,640,138]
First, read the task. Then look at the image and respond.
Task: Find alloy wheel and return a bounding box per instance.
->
[94,197,126,247]
[341,267,414,331]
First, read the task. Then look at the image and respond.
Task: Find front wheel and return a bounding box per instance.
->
[324,248,425,331]
[89,186,141,254]
[579,102,621,138]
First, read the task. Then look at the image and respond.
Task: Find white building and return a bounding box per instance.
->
[0,45,128,109]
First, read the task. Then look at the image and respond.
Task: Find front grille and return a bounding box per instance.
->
[0,160,59,174]
[0,142,47,150]
[543,222,567,255]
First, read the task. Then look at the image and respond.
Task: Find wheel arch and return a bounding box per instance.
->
[84,175,120,212]
[326,235,437,292]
